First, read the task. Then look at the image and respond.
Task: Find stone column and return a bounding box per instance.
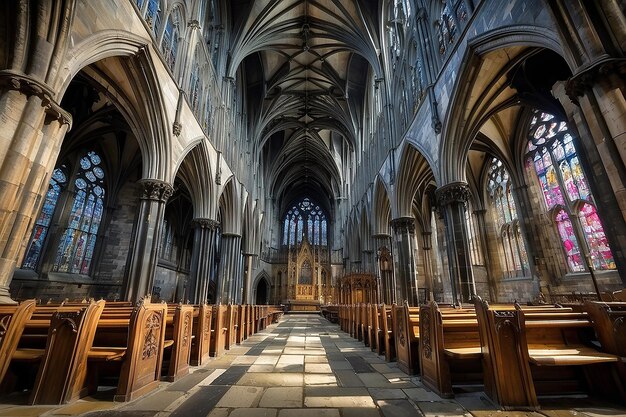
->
[242,253,254,304]
[0,79,72,303]
[188,219,219,304]
[436,182,475,305]
[421,232,435,302]
[472,209,497,301]
[373,234,393,304]
[390,217,419,306]
[124,180,173,303]
[216,233,241,304]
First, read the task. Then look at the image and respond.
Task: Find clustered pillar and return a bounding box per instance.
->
[436,182,475,305]
[390,217,419,306]
[124,180,173,303]
[217,233,242,304]
[189,219,219,304]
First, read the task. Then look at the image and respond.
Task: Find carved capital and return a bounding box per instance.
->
[139,180,174,202]
[172,121,182,136]
[565,58,626,103]
[0,70,72,127]
[390,217,416,234]
[192,218,220,230]
[435,182,471,208]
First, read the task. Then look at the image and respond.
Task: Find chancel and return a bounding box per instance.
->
[0,0,625,415]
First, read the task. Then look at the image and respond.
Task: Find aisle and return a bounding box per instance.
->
[16,314,623,417]
[105,314,479,417]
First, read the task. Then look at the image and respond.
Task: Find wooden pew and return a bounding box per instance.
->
[190,304,212,366]
[585,301,626,358]
[419,302,482,398]
[380,304,395,362]
[87,298,168,402]
[236,305,246,344]
[393,304,420,375]
[210,305,228,357]
[367,304,379,352]
[0,300,37,386]
[475,298,624,408]
[163,304,194,382]
[29,300,105,404]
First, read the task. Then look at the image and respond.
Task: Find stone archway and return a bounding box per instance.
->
[255,277,269,305]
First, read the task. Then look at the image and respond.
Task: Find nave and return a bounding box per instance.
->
[1,314,623,417]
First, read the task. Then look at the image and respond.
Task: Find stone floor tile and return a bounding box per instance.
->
[215,386,264,408]
[206,409,230,417]
[0,406,65,417]
[403,387,444,402]
[378,399,423,417]
[124,390,185,411]
[304,395,376,408]
[358,373,411,388]
[453,393,498,412]
[259,387,303,408]
[334,369,365,387]
[254,355,280,365]
[304,355,328,363]
[304,363,332,373]
[232,356,258,365]
[368,388,407,400]
[469,412,544,417]
[277,409,340,417]
[229,408,278,417]
[274,363,304,372]
[248,364,276,373]
[304,374,337,385]
[237,372,304,387]
[340,408,383,417]
[370,363,395,374]
[417,401,472,417]
[277,355,304,365]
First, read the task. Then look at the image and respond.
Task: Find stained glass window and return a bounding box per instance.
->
[436,3,457,55]
[464,201,483,266]
[51,151,105,275]
[22,168,68,269]
[161,7,181,72]
[189,50,202,114]
[487,157,529,277]
[282,198,328,247]
[145,0,161,34]
[527,110,615,272]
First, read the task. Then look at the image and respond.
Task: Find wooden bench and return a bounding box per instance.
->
[366,304,378,352]
[0,300,37,387]
[163,304,194,382]
[419,301,482,398]
[380,304,395,362]
[190,304,212,366]
[210,305,228,357]
[475,297,624,408]
[393,304,420,375]
[87,298,168,402]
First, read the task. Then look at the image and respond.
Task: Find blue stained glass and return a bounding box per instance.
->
[321,220,327,246]
[76,178,87,190]
[297,217,303,243]
[307,219,313,242]
[80,157,91,170]
[89,152,101,165]
[86,171,96,182]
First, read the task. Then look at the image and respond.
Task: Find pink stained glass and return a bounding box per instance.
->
[559,160,580,201]
[579,203,615,270]
[555,210,585,272]
[570,156,590,201]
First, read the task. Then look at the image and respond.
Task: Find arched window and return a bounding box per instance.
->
[22,168,68,269]
[526,110,615,272]
[435,2,456,56]
[189,48,203,115]
[487,157,529,277]
[282,198,328,247]
[161,7,182,72]
[53,151,106,275]
[145,0,162,34]
[464,200,484,266]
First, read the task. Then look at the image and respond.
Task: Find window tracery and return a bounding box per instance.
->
[52,151,106,275]
[487,158,529,277]
[145,0,162,34]
[283,198,328,246]
[161,6,182,72]
[526,110,615,272]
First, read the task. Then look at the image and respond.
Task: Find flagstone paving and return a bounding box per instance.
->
[0,314,624,417]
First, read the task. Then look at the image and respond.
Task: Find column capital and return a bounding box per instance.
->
[192,218,220,230]
[372,233,392,240]
[390,216,416,234]
[139,179,174,202]
[435,182,471,207]
[565,57,625,102]
[0,70,72,127]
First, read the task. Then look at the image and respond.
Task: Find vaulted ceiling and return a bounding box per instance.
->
[227,0,380,217]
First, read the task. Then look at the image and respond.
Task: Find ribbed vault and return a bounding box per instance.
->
[229,0,379,223]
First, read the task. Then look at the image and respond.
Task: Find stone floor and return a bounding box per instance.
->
[0,314,624,417]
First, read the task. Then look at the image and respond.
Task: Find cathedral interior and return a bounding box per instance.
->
[0,0,625,416]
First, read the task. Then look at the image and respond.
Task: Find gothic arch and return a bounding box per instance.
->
[438,25,568,185]
[372,176,392,236]
[394,141,435,218]
[173,139,215,219]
